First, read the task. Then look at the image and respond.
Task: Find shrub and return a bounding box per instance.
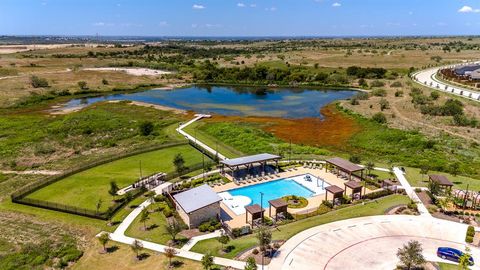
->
[232,228,242,237]
[199,223,210,232]
[154,194,166,202]
[355,92,369,100]
[208,226,215,232]
[372,112,387,124]
[414,188,422,193]
[390,81,402,87]
[394,90,404,97]
[252,248,259,255]
[163,208,173,218]
[427,205,438,214]
[362,189,392,200]
[77,81,88,89]
[371,88,387,97]
[430,91,440,100]
[30,75,49,88]
[370,80,385,88]
[466,235,474,243]
[349,155,361,164]
[467,226,475,237]
[138,121,154,136]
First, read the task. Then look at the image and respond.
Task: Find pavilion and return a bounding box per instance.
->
[325,157,365,181]
[245,204,264,227]
[268,198,288,221]
[220,153,281,180]
[344,180,363,200]
[325,185,344,204]
[429,175,454,191]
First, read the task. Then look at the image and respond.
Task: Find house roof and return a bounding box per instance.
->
[173,184,222,214]
[429,175,454,186]
[220,153,281,167]
[326,157,364,172]
[454,64,480,75]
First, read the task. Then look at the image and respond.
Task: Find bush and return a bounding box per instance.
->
[163,208,173,217]
[394,90,404,97]
[199,223,210,232]
[139,121,154,136]
[370,80,385,87]
[30,75,49,88]
[208,226,215,232]
[232,228,242,237]
[252,248,259,255]
[372,112,387,124]
[427,205,438,214]
[77,81,88,89]
[371,88,387,97]
[466,235,474,243]
[349,155,361,164]
[390,81,402,87]
[430,91,440,100]
[154,194,166,202]
[362,189,392,200]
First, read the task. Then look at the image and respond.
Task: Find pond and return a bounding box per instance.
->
[63,85,357,119]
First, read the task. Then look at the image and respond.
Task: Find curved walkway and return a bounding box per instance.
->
[269,215,478,270]
[412,62,480,102]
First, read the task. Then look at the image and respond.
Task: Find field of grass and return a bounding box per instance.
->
[405,166,480,190]
[191,194,410,258]
[26,144,204,212]
[437,262,458,270]
[183,121,244,158]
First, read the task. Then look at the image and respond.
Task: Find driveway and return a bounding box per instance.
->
[269,215,479,270]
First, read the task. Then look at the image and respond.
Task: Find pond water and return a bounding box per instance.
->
[63,85,357,119]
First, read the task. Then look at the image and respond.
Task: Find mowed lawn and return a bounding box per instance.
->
[26,144,204,212]
[405,166,480,190]
[191,194,410,258]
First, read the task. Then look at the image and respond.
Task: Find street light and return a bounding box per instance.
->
[260,192,264,224]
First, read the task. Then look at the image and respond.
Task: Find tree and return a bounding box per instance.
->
[256,226,272,255]
[96,199,103,214]
[173,153,186,174]
[164,245,178,268]
[450,162,461,177]
[30,75,49,88]
[428,180,440,196]
[379,98,390,111]
[244,257,257,270]
[365,161,375,176]
[78,81,88,89]
[165,219,182,243]
[97,232,110,253]
[458,246,472,270]
[108,181,119,200]
[130,239,144,260]
[139,208,150,231]
[372,112,387,124]
[138,121,154,136]
[419,165,429,182]
[102,78,109,85]
[217,232,230,251]
[396,240,426,270]
[201,252,214,270]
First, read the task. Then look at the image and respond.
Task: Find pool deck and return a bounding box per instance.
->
[213,167,374,229]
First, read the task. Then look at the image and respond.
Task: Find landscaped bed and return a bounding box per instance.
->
[24,144,205,212]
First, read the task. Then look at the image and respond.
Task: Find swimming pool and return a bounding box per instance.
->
[219,174,330,215]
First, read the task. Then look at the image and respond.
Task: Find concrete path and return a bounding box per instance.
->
[0,169,62,175]
[393,167,431,217]
[412,62,480,102]
[176,114,227,161]
[270,215,477,270]
[181,230,223,251]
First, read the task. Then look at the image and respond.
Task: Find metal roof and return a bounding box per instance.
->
[326,157,364,172]
[454,65,480,75]
[220,153,281,167]
[429,175,453,186]
[173,184,222,214]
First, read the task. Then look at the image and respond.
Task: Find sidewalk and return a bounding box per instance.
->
[393,167,431,217]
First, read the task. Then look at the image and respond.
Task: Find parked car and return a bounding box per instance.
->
[437,247,474,266]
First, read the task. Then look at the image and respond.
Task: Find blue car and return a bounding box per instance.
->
[437,247,474,266]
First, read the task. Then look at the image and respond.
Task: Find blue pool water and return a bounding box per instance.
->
[228,178,315,208]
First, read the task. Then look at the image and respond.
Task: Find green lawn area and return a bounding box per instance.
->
[26,144,204,212]
[183,121,244,159]
[191,194,410,258]
[405,166,480,190]
[124,204,187,246]
[437,262,458,270]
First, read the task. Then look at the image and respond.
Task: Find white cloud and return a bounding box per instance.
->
[92,22,114,27]
[237,3,245,7]
[192,4,205,9]
[458,5,480,13]
[332,2,341,7]
[250,4,256,8]
[265,7,277,11]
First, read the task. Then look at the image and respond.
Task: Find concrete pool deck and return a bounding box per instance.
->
[214,167,375,228]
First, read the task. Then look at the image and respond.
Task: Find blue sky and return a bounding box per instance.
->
[1,0,480,36]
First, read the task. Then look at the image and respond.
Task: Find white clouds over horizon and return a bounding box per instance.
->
[332,2,341,7]
[192,4,205,9]
[458,5,480,13]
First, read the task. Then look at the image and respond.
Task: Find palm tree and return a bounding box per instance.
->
[139,208,150,231]
[164,245,178,268]
[97,232,110,253]
[108,181,119,201]
[130,239,143,260]
[365,162,375,177]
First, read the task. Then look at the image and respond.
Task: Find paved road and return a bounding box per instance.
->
[270,215,478,270]
[412,63,480,102]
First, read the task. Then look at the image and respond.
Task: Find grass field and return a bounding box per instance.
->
[191,194,410,258]
[26,144,204,212]
[405,166,480,190]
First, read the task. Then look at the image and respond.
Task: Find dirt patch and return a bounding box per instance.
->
[206,104,361,148]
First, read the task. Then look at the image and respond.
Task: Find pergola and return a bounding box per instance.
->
[429,175,454,191]
[325,157,365,181]
[344,181,363,200]
[268,198,288,221]
[325,185,344,203]
[382,179,398,192]
[245,204,264,227]
[220,153,281,180]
